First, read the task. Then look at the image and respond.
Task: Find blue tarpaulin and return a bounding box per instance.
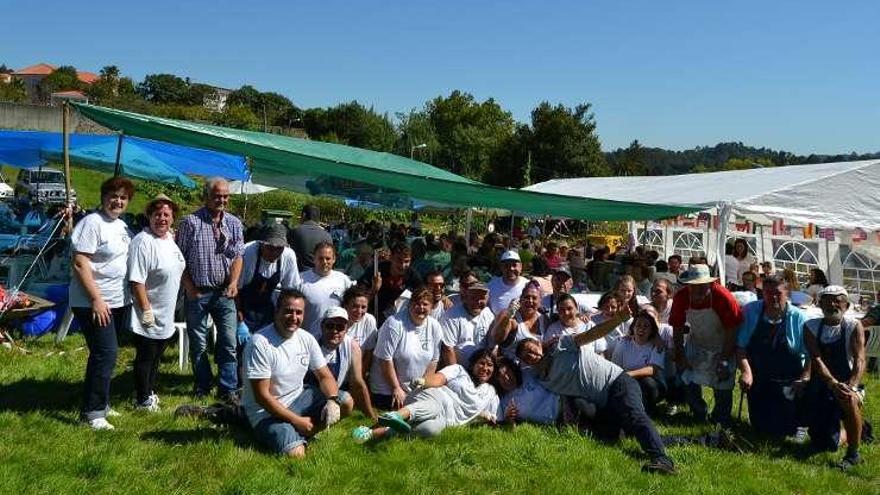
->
[0,130,249,186]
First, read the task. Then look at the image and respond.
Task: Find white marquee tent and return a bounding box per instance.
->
[526,160,880,295]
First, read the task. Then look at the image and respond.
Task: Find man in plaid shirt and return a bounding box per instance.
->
[177,178,245,403]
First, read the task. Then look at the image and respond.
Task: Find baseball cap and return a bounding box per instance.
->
[818,285,848,298]
[261,224,288,248]
[322,306,349,322]
[552,266,572,279]
[500,250,521,263]
[468,281,490,292]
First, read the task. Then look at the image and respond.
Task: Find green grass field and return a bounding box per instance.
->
[1,334,877,495]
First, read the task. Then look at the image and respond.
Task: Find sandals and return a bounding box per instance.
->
[378,411,412,434]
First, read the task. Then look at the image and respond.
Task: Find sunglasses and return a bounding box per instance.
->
[323,322,347,332]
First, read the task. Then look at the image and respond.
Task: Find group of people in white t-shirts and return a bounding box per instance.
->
[69,180,866,474]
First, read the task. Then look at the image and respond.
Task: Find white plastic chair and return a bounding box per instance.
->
[176,318,217,370]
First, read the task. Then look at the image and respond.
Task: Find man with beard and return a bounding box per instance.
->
[440,281,495,365]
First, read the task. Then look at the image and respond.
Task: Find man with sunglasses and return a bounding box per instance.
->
[178,178,245,403]
[308,307,377,421]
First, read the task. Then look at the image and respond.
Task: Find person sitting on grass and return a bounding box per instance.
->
[610,310,667,415]
[544,294,606,356]
[352,349,499,442]
[241,289,343,458]
[515,303,677,475]
[308,307,377,422]
[591,292,629,356]
[493,281,548,360]
[804,286,869,471]
[368,287,444,410]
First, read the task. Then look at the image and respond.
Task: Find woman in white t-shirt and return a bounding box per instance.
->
[369,287,443,410]
[70,177,134,430]
[610,310,667,413]
[353,348,498,441]
[128,195,186,412]
[545,294,606,355]
[494,281,548,360]
[592,291,630,356]
[342,286,378,380]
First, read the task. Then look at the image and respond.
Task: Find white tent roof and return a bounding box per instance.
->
[525,160,880,230]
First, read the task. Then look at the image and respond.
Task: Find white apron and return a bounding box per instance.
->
[681,296,735,390]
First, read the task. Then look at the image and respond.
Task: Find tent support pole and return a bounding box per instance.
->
[62,102,72,209]
[643,220,649,248]
[510,212,516,246]
[758,224,766,263]
[113,132,124,177]
[464,208,473,242]
[716,203,732,283]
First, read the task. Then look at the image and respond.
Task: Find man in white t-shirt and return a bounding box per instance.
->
[299,242,353,337]
[441,281,495,365]
[488,250,528,315]
[241,289,342,458]
[542,267,593,321]
[237,224,302,331]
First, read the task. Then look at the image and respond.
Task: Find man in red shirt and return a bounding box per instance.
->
[669,264,742,426]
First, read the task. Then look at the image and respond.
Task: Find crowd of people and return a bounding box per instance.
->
[68,176,873,474]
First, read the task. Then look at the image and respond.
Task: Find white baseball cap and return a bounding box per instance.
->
[500,250,521,263]
[322,306,349,322]
[818,285,848,298]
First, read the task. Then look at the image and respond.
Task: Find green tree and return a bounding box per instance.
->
[0,78,27,103]
[526,102,608,182]
[425,90,515,180]
[303,101,396,151]
[137,74,190,104]
[39,65,81,100]
[185,83,216,107]
[214,104,260,130]
[611,139,647,176]
[484,124,532,187]
[395,109,439,162]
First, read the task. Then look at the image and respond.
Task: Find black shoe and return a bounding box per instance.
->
[174,404,209,418]
[837,453,861,472]
[642,456,676,475]
[219,390,241,406]
[193,388,211,400]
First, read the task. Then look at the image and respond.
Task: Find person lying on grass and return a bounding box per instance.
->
[494,356,596,426]
[515,302,677,475]
[352,348,499,442]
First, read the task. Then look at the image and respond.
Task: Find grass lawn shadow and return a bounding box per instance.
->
[141,424,262,453]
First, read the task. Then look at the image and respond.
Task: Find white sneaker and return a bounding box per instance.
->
[134,395,160,412]
[106,408,122,418]
[791,426,809,444]
[86,417,115,430]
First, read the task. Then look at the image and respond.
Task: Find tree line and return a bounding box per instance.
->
[1,63,877,186]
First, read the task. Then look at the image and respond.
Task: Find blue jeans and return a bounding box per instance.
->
[74,305,130,421]
[185,289,238,394]
[253,386,327,454]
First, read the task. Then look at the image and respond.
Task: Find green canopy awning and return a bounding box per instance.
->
[71,103,701,220]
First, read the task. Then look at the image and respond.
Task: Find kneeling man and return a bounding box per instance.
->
[242,289,343,458]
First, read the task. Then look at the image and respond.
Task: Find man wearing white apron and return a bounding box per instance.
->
[669,264,742,426]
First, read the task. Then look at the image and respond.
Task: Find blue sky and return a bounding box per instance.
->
[4,1,878,153]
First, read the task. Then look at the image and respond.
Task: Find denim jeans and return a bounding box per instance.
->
[253,386,327,454]
[185,289,239,394]
[74,305,131,421]
[604,373,669,461]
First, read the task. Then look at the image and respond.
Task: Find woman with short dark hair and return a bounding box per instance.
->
[70,177,135,430]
